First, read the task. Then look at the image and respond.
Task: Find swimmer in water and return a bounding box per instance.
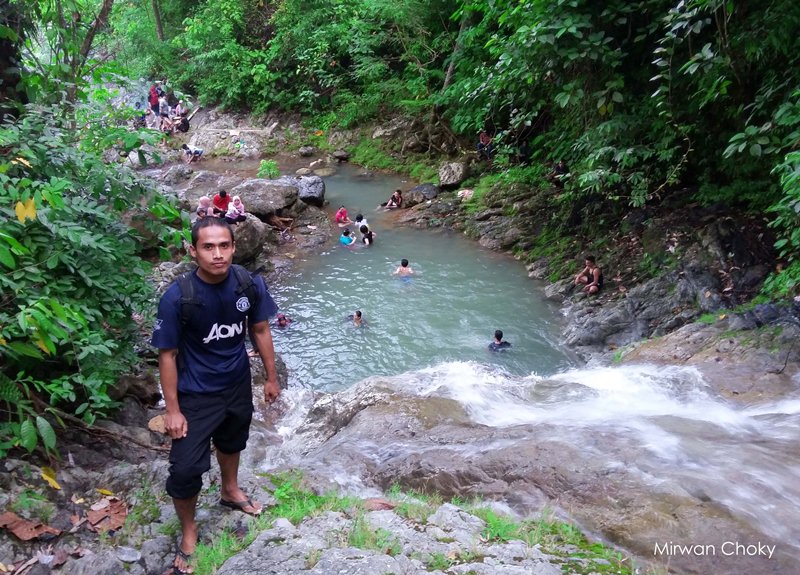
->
[275,313,292,328]
[346,310,367,327]
[339,228,355,246]
[393,258,413,276]
[488,329,511,351]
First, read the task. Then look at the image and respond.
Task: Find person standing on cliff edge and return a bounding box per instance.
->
[151,217,280,575]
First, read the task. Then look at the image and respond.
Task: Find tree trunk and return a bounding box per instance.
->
[442,10,469,94]
[152,0,164,42]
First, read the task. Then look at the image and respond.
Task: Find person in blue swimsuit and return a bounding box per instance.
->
[339,228,355,246]
[488,330,511,351]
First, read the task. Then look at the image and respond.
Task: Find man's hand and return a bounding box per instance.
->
[264,379,280,403]
[164,410,188,439]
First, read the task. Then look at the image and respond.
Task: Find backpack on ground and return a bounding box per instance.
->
[176,265,259,328]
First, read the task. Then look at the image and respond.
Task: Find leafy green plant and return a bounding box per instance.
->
[0,98,182,457]
[257,159,280,179]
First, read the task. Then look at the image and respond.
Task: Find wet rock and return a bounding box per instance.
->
[404,183,440,208]
[295,167,312,176]
[298,146,315,157]
[438,161,470,188]
[292,175,326,208]
[332,149,350,162]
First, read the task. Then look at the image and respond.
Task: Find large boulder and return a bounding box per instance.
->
[332,149,350,162]
[232,215,270,263]
[438,161,469,188]
[298,145,315,157]
[275,175,326,207]
[404,183,440,208]
[230,179,299,219]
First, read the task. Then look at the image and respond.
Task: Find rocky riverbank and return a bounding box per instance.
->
[3,110,798,575]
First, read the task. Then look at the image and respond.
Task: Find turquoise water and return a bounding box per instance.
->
[269,166,575,390]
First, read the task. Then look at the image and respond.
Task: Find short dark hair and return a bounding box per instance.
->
[585,255,596,264]
[360,225,369,234]
[355,310,362,318]
[219,190,227,198]
[343,228,351,236]
[495,330,503,340]
[401,258,408,267]
[355,214,363,221]
[191,217,234,246]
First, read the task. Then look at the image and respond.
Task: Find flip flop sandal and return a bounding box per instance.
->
[171,547,194,575]
[219,497,263,516]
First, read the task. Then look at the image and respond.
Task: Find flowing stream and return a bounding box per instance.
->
[231,164,800,574]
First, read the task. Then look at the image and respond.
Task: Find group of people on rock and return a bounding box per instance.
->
[196,190,247,225]
[147,80,191,135]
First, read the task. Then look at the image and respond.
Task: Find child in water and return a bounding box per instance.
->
[339,228,355,246]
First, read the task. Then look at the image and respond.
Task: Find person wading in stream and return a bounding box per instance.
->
[151,218,280,575]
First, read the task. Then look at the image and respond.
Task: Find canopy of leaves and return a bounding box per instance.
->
[1,0,184,456]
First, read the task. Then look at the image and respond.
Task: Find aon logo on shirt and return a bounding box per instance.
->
[203,322,244,343]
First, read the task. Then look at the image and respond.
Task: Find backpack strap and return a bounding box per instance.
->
[230,264,260,320]
[176,271,202,328]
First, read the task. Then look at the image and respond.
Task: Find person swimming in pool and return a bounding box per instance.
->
[488,329,511,352]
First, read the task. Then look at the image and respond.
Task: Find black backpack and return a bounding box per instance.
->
[176,265,259,328]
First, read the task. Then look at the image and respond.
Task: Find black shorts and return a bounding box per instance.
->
[166,377,253,499]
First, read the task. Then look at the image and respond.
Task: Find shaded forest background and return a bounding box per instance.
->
[1,0,800,454]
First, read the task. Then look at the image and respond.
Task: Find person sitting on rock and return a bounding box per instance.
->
[384,189,403,209]
[224,195,247,225]
[574,255,603,295]
[547,160,569,188]
[488,329,511,351]
[195,196,214,220]
[477,130,494,161]
[335,205,352,225]
[212,190,230,216]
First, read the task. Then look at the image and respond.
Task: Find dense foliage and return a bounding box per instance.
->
[104,0,800,295]
[0,0,181,456]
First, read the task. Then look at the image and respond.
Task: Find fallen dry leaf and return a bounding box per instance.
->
[95,488,114,496]
[0,512,61,541]
[86,497,127,533]
[363,498,396,511]
[41,466,61,490]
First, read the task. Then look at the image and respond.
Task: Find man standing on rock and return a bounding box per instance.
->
[151,217,280,575]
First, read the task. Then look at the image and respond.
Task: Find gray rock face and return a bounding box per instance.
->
[438,161,470,188]
[217,506,562,575]
[161,164,193,185]
[404,183,440,208]
[230,179,299,219]
[232,214,270,263]
[298,146,315,157]
[292,175,326,207]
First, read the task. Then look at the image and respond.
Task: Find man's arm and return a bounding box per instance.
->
[159,348,187,439]
[250,320,280,403]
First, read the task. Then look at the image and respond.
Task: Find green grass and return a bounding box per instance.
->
[348,514,402,555]
[11,489,55,523]
[351,138,396,171]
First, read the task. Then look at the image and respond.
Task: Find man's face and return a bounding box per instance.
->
[189,225,235,283]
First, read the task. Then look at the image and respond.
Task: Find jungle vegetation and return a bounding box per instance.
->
[1,0,799,454]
